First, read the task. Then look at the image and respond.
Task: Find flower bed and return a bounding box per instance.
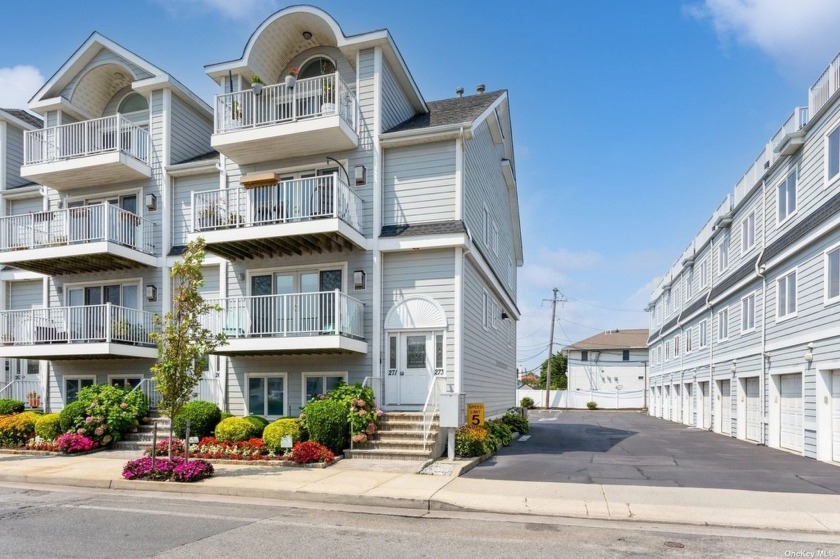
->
[122,456,214,483]
[141,436,336,466]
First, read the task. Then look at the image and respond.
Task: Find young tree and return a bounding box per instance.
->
[538,352,568,390]
[150,238,226,457]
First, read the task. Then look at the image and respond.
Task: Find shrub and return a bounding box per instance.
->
[291,441,335,464]
[35,413,62,440]
[501,412,529,435]
[0,398,24,415]
[173,401,221,439]
[520,396,535,409]
[55,433,97,454]
[301,398,348,454]
[325,383,378,440]
[0,411,38,447]
[242,415,269,437]
[586,401,598,410]
[220,412,233,421]
[486,419,513,447]
[59,400,87,433]
[455,425,492,457]
[214,417,254,442]
[263,418,302,454]
[122,457,213,482]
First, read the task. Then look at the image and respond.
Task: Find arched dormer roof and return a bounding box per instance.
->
[206,5,426,113]
[68,62,138,118]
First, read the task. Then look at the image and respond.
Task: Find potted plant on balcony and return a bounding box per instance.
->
[27,391,41,409]
[251,74,264,96]
[285,67,299,89]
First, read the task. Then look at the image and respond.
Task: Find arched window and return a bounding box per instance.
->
[298,57,336,80]
[118,93,148,114]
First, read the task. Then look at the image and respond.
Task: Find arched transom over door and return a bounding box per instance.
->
[383,297,447,408]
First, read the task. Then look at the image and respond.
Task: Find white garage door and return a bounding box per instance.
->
[664,386,671,420]
[683,383,692,424]
[745,377,760,442]
[832,371,840,462]
[780,374,803,453]
[720,380,731,435]
[698,381,710,429]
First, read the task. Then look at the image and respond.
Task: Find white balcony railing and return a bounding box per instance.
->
[192,172,362,233]
[0,304,156,346]
[0,204,155,254]
[809,52,840,116]
[203,290,364,340]
[214,73,357,134]
[24,114,150,166]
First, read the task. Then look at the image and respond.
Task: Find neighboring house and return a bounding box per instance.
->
[647,51,840,465]
[0,7,522,432]
[564,329,649,408]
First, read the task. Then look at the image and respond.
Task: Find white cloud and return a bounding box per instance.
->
[0,66,44,108]
[687,0,840,75]
[157,0,280,20]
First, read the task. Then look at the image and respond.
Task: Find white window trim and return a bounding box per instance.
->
[673,334,680,357]
[245,262,348,296]
[245,372,288,418]
[776,169,798,226]
[699,319,708,348]
[483,204,491,247]
[301,371,348,404]
[718,236,729,275]
[64,374,97,403]
[740,292,756,334]
[482,289,490,331]
[824,122,840,189]
[63,277,143,307]
[741,211,756,254]
[717,307,729,342]
[685,327,693,354]
[825,242,840,305]
[775,268,798,322]
[699,258,709,290]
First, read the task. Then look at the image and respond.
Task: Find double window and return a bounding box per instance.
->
[777,171,797,223]
[777,269,797,319]
[248,268,342,336]
[246,373,286,418]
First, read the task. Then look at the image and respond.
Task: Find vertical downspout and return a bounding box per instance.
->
[707,235,716,431]
[756,179,768,445]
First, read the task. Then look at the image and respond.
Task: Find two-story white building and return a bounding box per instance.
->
[647,51,840,465]
[0,7,522,453]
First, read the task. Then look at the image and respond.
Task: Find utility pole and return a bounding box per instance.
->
[544,288,559,409]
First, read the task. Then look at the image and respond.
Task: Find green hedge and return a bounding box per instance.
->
[214,417,254,442]
[173,401,221,439]
[242,415,269,438]
[59,400,86,433]
[0,398,24,415]
[35,413,62,440]
[262,418,302,453]
[301,399,348,454]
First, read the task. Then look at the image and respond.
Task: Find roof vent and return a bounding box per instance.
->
[477,84,485,94]
[456,87,464,98]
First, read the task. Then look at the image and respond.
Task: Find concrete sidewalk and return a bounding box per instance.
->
[1,451,838,534]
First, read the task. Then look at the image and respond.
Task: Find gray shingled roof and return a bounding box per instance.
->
[1,109,42,129]
[381,220,466,237]
[564,329,650,351]
[174,150,219,165]
[386,90,505,133]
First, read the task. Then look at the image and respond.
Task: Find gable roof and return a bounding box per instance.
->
[386,90,505,133]
[564,329,649,351]
[0,109,42,129]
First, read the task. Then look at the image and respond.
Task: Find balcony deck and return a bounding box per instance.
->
[0,205,157,275]
[205,291,366,356]
[188,173,365,260]
[211,73,358,164]
[21,115,151,190]
[0,304,158,360]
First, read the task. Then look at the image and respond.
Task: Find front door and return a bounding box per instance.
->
[720,380,732,435]
[385,332,433,406]
[832,371,840,462]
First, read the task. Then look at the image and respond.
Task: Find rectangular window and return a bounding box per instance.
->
[699,259,709,290]
[247,374,285,418]
[777,269,797,319]
[65,377,95,404]
[826,246,840,303]
[665,340,671,361]
[303,373,346,403]
[828,125,840,183]
[685,328,693,353]
[699,320,708,348]
[741,211,756,253]
[581,350,588,362]
[674,335,680,356]
[622,349,629,361]
[741,293,755,333]
[685,272,692,300]
[717,308,729,341]
[435,334,444,372]
[718,236,729,274]
[777,171,797,223]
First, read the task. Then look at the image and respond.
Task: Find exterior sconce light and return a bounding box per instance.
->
[353,270,366,290]
[354,165,366,186]
[730,360,737,376]
[804,342,814,363]
[501,312,510,320]
[145,285,157,302]
[145,193,157,211]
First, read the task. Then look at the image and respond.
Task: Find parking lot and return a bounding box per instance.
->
[464,410,840,494]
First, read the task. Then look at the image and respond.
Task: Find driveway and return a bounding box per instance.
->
[464,410,840,494]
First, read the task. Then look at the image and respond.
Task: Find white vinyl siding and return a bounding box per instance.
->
[172,172,218,246]
[718,234,729,274]
[827,124,840,185]
[380,58,415,132]
[5,125,28,188]
[170,94,212,164]
[383,142,455,226]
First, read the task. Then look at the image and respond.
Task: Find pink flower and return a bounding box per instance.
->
[85,416,93,424]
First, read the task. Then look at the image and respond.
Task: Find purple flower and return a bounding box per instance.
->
[85,416,93,424]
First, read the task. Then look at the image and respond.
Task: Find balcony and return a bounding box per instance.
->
[0,204,157,275]
[189,173,365,259]
[0,304,158,359]
[22,115,151,190]
[211,73,358,164]
[204,291,366,355]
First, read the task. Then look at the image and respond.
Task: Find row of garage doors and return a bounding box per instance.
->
[653,372,840,462]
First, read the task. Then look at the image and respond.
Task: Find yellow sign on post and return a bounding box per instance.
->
[466,402,485,426]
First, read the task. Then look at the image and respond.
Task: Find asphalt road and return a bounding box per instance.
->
[465,410,840,494]
[0,484,838,558]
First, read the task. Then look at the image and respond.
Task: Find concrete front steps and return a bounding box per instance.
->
[344,411,440,461]
[112,413,172,452]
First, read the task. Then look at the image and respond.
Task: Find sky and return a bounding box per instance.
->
[3,0,840,373]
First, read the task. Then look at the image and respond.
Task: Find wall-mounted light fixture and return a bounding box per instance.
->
[354,165,366,186]
[501,311,510,320]
[145,193,157,211]
[239,272,245,281]
[56,285,63,296]
[804,342,814,363]
[353,270,366,290]
[730,359,737,375]
[302,31,313,40]
[145,285,157,302]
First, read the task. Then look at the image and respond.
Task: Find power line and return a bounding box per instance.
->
[516,317,552,340]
